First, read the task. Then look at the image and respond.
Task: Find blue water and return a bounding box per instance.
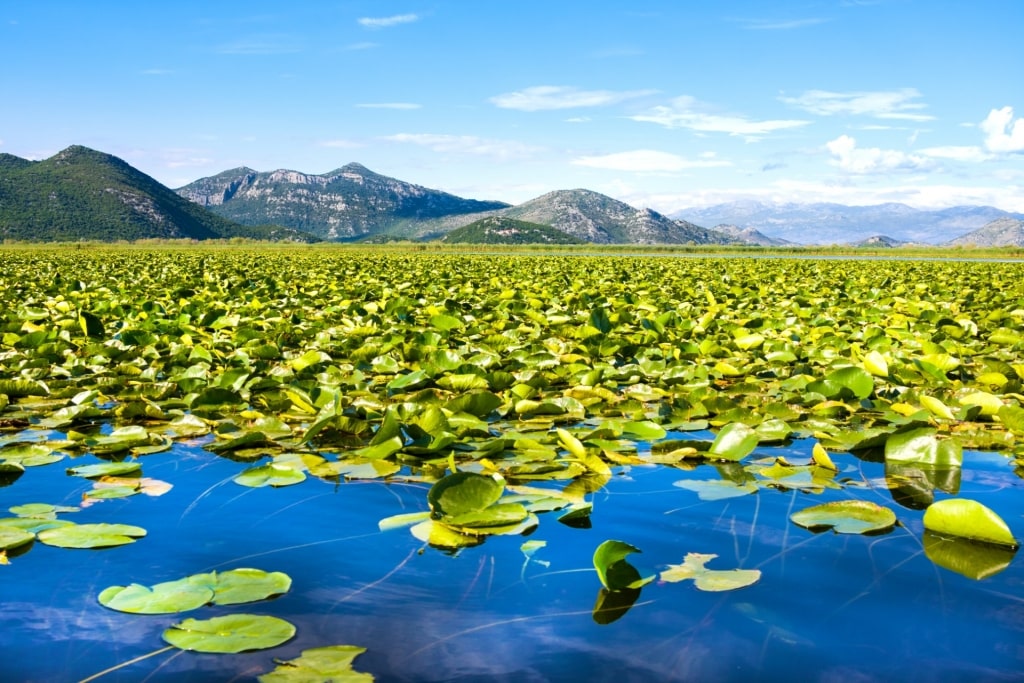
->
[1,438,1022,683]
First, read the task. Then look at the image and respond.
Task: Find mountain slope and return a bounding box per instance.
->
[675,200,1024,244]
[177,163,510,240]
[710,224,792,246]
[442,216,585,244]
[0,146,315,242]
[947,217,1024,247]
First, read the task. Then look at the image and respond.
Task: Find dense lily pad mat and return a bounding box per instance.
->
[1,248,1024,681]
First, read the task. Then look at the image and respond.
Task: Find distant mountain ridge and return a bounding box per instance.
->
[0,146,314,242]
[675,200,1024,245]
[442,216,586,245]
[947,217,1024,247]
[176,163,509,240]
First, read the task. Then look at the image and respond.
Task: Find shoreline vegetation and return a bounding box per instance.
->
[2,239,1023,260]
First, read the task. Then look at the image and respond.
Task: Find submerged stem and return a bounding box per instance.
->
[77,646,175,683]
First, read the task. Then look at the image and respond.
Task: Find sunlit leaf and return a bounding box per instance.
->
[660,552,761,591]
[593,539,653,591]
[922,498,1018,548]
[790,500,896,535]
[258,644,374,683]
[37,522,146,548]
[162,614,295,654]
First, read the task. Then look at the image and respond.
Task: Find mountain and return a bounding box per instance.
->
[441,216,585,245]
[854,235,906,248]
[408,189,735,245]
[0,146,316,242]
[947,217,1024,247]
[710,224,792,247]
[177,163,509,240]
[674,200,1024,244]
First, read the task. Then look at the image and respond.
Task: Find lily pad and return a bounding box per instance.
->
[235,463,307,488]
[37,523,147,548]
[884,428,962,469]
[66,461,142,479]
[258,644,374,683]
[162,614,296,653]
[707,423,758,461]
[790,500,897,535]
[207,568,293,605]
[98,578,215,614]
[427,471,504,518]
[593,540,653,591]
[922,498,1019,548]
[0,525,34,551]
[660,553,762,591]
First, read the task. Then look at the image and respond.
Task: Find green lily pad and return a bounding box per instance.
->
[258,644,374,683]
[235,463,307,488]
[660,552,762,591]
[790,500,897,535]
[884,428,962,469]
[0,525,34,551]
[708,423,758,461]
[410,519,484,549]
[923,530,1017,580]
[312,458,401,480]
[98,578,215,614]
[37,523,147,548]
[427,471,504,517]
[922,498,1019,548]
[593,539,653,591]
[207,568,293,605]
[162,614,296,653]
[66,461,142,479]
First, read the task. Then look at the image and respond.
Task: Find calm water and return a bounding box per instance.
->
[1,435,1022,683]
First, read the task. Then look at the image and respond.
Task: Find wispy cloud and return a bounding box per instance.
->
[738,17,829,30]
[319,139,363,149]
[572,149,730,172]
[780,88,933,121]
[826,134,934,173]
[490,86,656,111]
[345,42,378,50]
[919,145,991,163]
[355,103,422,110]
[382,133,541,160]
[217,35,301,55]
[980,106,1024,153]
[358,14,419,29]
[565,117,591,123]
[631,96,810,139]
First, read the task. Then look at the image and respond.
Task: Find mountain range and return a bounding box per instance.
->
[2,145,1022,247]
[675,200,1024,245]
[0,146,315,242]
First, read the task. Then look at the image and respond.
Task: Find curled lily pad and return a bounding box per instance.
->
[707,423,758,462]
[258,645,374,683]
[162,614,296,653]
[922,498,1019,548]
[593,540,653,591]
[660,553,762,592]
[37,523,147,548]
[98,578,215,614]
[790,500,897,535]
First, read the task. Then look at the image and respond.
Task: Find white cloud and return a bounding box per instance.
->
[358,14,419,29]
[319,139,363,149]
[355,103,422,110]
[631,96,810,138]
[382,133,541,160]
[919,145,991,163]
[489,86,656,111]
[565,117,591,123]
[780,88,934,121]
[740,17,829,30]
[571,149,730,172]
[980,106,1024,153]
[825,134,934,173]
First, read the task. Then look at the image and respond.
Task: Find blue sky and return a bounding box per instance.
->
[2,1,1022,213]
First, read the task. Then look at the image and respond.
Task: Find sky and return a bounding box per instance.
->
[2,0,1022,214]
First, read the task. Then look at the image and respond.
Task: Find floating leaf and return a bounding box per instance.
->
[884,428,962,469]
[707,423,758,461]
[922,498,1018,548]
[207,568,292,605]
[98,578,215,614]
[37,523,146,548]
[673,479,758,501]
[790,500,896,535]
[593,540,653,591]
[258,644,374,683]
[235,463,307,488]
[0,525,34,551]
[410,519,483,549]
[67,461,142,479]
[162,614,295,654]
[427,472,504,518]
[660,553,762,591]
